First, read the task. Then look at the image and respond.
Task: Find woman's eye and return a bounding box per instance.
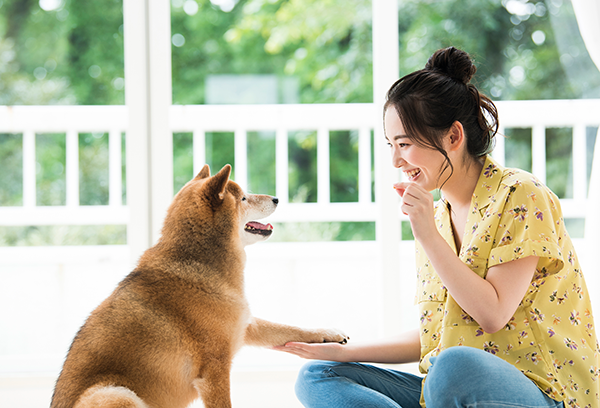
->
[398,143,409,148]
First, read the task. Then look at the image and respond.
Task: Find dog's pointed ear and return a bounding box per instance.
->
[205,164,231,203]
[195,164,210,180]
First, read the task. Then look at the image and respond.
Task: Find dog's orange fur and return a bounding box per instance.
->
[51,165,347,408]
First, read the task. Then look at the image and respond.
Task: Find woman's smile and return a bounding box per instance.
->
[404,168,422,181]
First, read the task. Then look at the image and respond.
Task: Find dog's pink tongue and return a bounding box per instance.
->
[246,222,273,230]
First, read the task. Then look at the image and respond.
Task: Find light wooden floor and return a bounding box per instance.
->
[0,362,422,408]
[0,370,303,408]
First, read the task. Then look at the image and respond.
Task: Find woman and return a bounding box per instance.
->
[275,47,599,408]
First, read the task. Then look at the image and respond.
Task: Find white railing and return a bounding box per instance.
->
[0,99,598,229]
[0,106,128,226]
[171,103,378,223]
[495,99,600,219]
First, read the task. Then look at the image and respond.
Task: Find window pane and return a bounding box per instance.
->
[288,130,317,203]
[504,128,532,172]
[587,126,598,198]
[170,0,373,104]
[0,134,23,206]
[546,127,573,199]
[206,131,235,178]
[269,222,375,242]
[79,132,109,206]
[121,132,127,205]
[330,130,358,203]
[0,0,124,105]
[36,133,66,206]
[564,218,584,239]
[173,132,194,192]
[247,131,276,196]
[0,225,127,246]
[396,0,600,100]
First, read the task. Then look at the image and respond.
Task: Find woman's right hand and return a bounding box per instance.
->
[393,181,437,243]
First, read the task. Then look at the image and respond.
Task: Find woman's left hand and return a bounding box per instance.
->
[273,341,348,361]
[393,182,438,242]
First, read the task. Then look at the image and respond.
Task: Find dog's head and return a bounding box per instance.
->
[164,164,278,249]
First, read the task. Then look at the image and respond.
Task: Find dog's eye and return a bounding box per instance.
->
[242,196,247,201]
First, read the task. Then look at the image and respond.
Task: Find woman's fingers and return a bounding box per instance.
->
[273,341,344,361]
[393,182,407,197]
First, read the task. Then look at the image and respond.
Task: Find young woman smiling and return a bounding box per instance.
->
[275,47,599,408]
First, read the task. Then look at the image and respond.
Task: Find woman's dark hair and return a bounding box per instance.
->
[384,47,499,186]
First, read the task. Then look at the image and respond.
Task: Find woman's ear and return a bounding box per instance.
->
[446,121,465,152]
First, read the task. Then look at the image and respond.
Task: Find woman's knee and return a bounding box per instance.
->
[295,360,338,400]
[432,346,488,373]
[423,347,488,402]
[297,360,338,381]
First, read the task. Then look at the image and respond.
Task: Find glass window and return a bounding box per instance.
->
[170,0,373,104]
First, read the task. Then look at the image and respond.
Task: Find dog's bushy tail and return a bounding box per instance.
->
[69,384,149,408]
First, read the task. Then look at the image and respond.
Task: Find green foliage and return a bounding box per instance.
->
[1,0,599,244]
[330,131,359,203]
[171,0,373,104]
[0,134,23,206]
[2,0,599,105]
[545,127,573,198]
[65,0,125,105]
[173,132,194,193]
[288,130,317,202]
[79,132,109,205]
[504,128,532,172]
[205,132,236,178]
[0,225,127,246]
[36,133,66,206]
[247,131,276,196]
[269,222,375,242]
[0,0,124,105]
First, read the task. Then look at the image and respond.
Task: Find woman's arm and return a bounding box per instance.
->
[274,328,421,364]
[421,231,538,333]
[397,181,538,334]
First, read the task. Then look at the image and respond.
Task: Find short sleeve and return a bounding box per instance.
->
[489,177,564,275]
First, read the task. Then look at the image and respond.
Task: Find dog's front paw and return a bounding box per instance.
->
[320,328,349,344]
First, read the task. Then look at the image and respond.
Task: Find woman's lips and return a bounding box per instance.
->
[404,168,421,181]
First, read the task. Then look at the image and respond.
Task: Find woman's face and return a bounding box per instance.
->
[384,107,450,192]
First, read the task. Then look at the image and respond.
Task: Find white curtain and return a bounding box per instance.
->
[572,0,600,252]
[572,0,600,69]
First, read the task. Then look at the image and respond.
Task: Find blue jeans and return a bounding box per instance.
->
[295,346,564,408]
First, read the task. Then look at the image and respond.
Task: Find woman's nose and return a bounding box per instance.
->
[391,149,404,168]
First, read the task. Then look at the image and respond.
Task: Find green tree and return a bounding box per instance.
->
[1,0,598,243]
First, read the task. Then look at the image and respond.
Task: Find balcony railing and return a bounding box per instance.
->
[1,99,598,229]
[0,100,599,380]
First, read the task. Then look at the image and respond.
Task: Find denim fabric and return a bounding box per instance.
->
[295,360,423,408]
[295,347,565,408]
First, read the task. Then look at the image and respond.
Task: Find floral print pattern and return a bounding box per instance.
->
[415,156,599,408]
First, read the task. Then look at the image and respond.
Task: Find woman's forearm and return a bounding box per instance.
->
[274,328,421,364]
[339,328,421,364]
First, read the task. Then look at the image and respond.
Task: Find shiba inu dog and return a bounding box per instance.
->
[51,164,348,408]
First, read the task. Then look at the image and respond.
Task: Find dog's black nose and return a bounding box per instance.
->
[272,197,279,205]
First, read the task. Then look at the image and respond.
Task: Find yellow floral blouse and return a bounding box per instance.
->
[415,156,599,408]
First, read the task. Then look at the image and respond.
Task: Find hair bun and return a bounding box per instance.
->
[425,46,477,85]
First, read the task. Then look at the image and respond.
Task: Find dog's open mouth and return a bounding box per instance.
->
[244,221,274,237]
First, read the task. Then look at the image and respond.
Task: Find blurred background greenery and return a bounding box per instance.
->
[0,0,598,245]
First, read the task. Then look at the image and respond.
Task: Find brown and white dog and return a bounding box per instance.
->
[51,164,347,408]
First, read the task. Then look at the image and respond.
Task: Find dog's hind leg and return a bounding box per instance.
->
[74,385,149,408]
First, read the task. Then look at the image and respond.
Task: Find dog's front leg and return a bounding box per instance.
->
[193,359,233,408]
[244,317,348,347]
